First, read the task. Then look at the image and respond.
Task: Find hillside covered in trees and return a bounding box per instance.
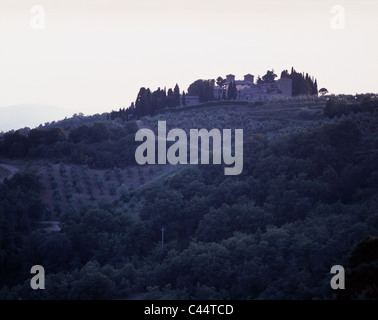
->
[1,95,378,300]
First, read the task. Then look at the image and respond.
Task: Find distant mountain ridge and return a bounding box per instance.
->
[0,104,75,132]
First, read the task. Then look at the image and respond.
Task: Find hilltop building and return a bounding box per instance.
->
[181,95,200,106]
[180,73,293,106]
[216,73,292,101]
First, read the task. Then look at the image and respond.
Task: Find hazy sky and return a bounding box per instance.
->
[0,0,377,116]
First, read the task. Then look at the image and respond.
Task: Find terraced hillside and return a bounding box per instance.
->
[35,162,176,218]
[142,99,325,137]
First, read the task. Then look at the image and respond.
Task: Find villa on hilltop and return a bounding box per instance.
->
[181,73,293,106]
[214,73,292,101]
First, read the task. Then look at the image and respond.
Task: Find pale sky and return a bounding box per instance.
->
[0,0,377,117]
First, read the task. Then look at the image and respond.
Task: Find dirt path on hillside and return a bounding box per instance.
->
[0,163,19,182]
[37,221,61,233]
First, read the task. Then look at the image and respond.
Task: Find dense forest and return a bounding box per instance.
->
[1,95,378,299]
[0,121,139,169]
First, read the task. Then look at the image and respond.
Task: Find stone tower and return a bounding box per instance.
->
[244,74,255,83]
[226,74,235,82]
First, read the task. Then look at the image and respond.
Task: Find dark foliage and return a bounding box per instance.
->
[1,106,378,300]
[324,94,378,118]
[281,67,318,96]
[188,79,215,103]
[0,121,139,169]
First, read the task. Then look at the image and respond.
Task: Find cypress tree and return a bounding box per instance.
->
[174,84,180,107]
[227,81,233,100]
